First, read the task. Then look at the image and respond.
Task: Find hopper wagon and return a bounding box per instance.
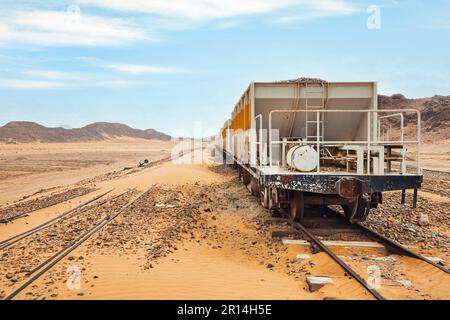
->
[218,78,423,223]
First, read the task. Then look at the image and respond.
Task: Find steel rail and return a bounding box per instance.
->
[281,213,385,300]
[355,222,450,274]
[0,153,174,225]
[3,218,109,300]
[0,186,83,212]
[1,151,182,251]
[0,190,114,250]
[324,206,450,274]
[3,187,152,300]
[3,148,198,300]
[0,191,126,253]
[0,188,102,224]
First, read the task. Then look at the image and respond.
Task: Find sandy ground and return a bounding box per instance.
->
[0,144,448,300]
[410,139,450,172]
[0,140,176,205]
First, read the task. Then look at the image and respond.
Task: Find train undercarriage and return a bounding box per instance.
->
[228,151,422,224]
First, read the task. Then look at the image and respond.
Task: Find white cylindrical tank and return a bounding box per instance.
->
[286,146,318,172]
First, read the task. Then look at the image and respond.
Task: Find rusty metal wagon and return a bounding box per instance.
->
[219,78,422,223]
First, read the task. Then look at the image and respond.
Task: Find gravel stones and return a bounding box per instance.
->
[0,187,96,223]
[362,174,450,250]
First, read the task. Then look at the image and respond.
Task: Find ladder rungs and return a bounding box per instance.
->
[307,121,324,123]
[306,106,324,109]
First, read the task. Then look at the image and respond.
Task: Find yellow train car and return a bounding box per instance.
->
[219,78,422,223]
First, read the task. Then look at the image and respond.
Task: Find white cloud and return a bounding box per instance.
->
[0,10,152,47]
[104,63,186,75]
[76,0,301,20]
[0,66,175,89]
[0,79,68,89]
[76,0,360,23]
[216,20,243,29]
[0,67,136,89]
[21,69,88,81]
[88,80,131,88]
[0,60,187,89]
[277,0,359,23]
[0,78,137,89]
[0,1,361,48]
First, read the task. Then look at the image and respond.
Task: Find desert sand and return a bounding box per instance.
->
[0,142,448,300]
[0,140,177,205]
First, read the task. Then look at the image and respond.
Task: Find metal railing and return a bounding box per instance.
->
[378,113,404,142]
[262,109,421,175]
[254,114,264,166]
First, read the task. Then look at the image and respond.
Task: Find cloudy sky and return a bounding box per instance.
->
[0,0,449,135]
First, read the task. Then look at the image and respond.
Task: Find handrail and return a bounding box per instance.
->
[367,111,371,174]
[254,114,263,165]
[378,113,404,142]
[268,109,421,175]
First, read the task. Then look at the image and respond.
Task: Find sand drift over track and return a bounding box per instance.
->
[0,187,96,223]
[0,146,448,300]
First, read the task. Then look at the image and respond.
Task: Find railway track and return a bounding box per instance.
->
[2,187,152,300]
[324,206,449,273]
[271,206,449,300]
[222,154,449,299]
[1,152,192,300]
[278,211,385,300]
[4,150,441,300]
[0,188,98,224]
[354,221,449,274]
[0,154,177,225]
[0,190,115,251]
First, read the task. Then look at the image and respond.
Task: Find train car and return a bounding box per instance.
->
[219,78,423,223]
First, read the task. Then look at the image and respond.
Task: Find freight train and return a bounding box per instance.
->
[218,78,422,223]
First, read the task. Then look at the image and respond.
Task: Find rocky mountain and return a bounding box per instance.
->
[378,94,450,141]
[1,94,448,143]
[0,121,171,143]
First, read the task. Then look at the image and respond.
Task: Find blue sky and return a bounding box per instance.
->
[0,0,449,135]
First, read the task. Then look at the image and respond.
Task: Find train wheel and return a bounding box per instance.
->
[260,187,269,208]
[370,192,382,208]
[342,195,370,223]
[250,178,260,196]
[268,187,278,210]
[242,170,251,187]
[289,191,304,222]
[342,201,355,221]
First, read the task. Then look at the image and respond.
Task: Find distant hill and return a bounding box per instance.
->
[0,121,171,143]
[1,94,448,143]
[378,94,450,141]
